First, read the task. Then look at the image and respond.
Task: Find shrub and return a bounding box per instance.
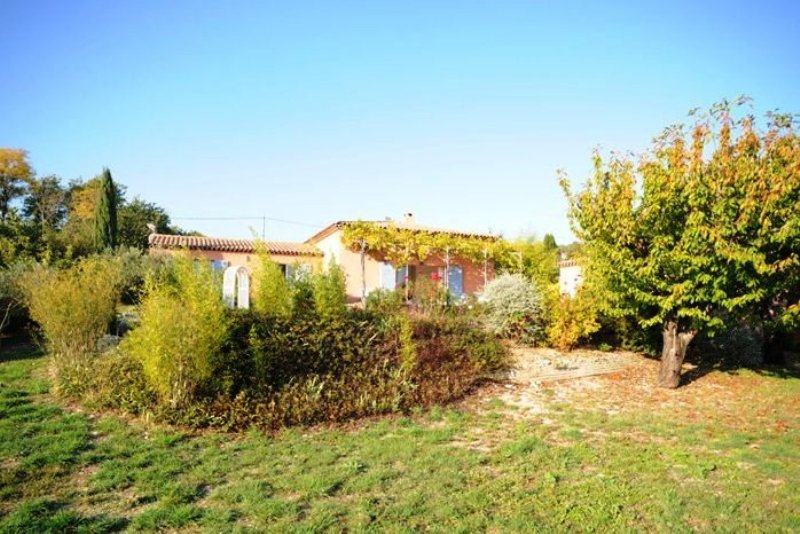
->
[546,287,601,350]
[87,349,156,413]
[20,256,122,394]
[409,315,508,404]
[172,310,509,431]
[480,273,545,345]
[251,248,292,317]
[117,247,173,304]
[606,315,661,355]
[221,310,394,393]
[0,261,31,346]
[412,276,451,315]
[314,260,347,318]
[290,268,316,318]
[365,288,405,316]
[120,256,229,408]
[709,324,764,367]
[395,312,417,373]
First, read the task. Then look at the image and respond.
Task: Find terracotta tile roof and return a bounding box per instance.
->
[306,220,498,244]
[148,234,322,256]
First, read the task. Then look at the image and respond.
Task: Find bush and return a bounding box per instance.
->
[0,261,31,346]
[87,349,156,413]
[251,248,292,317]
[546,287,600,350]
[409,315,509,405]
[20,256,122,395]
[117,247,173,304]
[120,256,229,408]
[365,288,405,316]
[708,324,764,367]
[219,310,394,393]
[157,309,509,431]
[411,276,451,315]
[314,260,347,318]
[52,253,510,431]
[480,273,545,345]
[290,268,316,318]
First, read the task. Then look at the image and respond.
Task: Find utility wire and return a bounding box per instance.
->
[172,216,324,229]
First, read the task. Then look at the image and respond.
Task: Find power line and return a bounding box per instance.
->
[171,215,323,229]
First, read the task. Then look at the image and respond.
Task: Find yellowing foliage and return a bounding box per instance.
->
[121,256,228,407]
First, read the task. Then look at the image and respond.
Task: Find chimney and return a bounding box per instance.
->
[403,212,415,225]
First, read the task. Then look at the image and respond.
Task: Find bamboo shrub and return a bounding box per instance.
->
[20,256,122,393]
[314,259,347,318]
[251,245,293,317]
[121,256,228,408]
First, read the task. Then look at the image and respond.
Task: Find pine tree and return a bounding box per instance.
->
[94,168,118,250]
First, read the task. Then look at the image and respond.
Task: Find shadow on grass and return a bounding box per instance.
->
[0,341,43,363]
[637,348,800,387]
[680,358,800,387]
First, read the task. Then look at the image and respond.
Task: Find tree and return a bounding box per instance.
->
[94,168,118,250]
[118,198,172,249]
[0,149,33,221]
[543,233,558,250]
[561,100,800,388]
[0,211,35,268]
[495,236,559,288]
[23,175,67,234]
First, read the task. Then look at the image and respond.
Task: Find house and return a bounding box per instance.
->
[306,213,497,302]
[147,234,323,276]
[148,214,497,302]
[558,258,582,297]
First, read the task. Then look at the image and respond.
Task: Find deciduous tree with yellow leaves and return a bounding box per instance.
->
[561,98,800,388]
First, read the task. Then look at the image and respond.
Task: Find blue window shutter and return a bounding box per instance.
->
[447,266,464,298]
[396,265,408,288]
[380,262,396,290]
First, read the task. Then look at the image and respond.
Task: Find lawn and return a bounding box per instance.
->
[1,344,799,533]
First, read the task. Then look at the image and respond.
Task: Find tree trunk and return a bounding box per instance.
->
[657,318,696,389]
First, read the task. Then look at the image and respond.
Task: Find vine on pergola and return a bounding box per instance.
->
[340,221,506,265]
[341,221,540,301]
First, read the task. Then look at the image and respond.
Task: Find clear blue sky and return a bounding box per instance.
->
[2,1,798,243]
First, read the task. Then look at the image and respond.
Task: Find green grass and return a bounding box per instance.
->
[1,345,799,532]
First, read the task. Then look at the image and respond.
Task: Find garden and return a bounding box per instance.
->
[1,100,800,530]
[9,248,530,432]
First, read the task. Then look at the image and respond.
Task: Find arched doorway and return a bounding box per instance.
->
[222,266,250,309]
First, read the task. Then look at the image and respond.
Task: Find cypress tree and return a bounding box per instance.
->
[94,168,118,250]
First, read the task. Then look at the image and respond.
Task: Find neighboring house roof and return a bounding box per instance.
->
[305,220,498,244]
[148,234,322,256]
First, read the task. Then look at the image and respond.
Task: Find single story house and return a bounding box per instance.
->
[307,214,496,301]
[149,214,497,303]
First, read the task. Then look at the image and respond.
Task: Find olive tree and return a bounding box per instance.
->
[561,99,800,388]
